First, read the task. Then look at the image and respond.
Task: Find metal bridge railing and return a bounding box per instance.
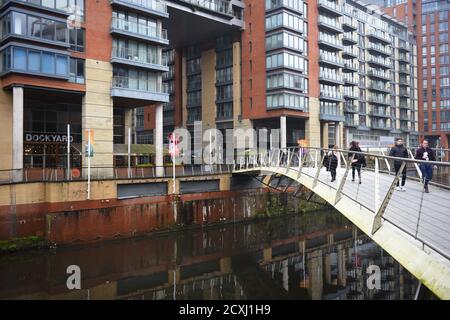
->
[234,146,450,260]
[0,164,233,185]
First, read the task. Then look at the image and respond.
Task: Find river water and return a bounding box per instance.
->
[0,192,428,300]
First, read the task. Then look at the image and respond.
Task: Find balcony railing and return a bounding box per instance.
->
[370,110,391,118]
[344,103,358,113]
[179,0,233,16]
[367,69,391,81]
[111,17,168,42]
[342,16,357,30]
[343,62,358,70]
[110,0,168,16]
[368,96,389,105]
[111,46,167,68]
[318,34,343,49]
[399,89,410,96]
[343,33,358,43]
[320,91,343,100]
[318,0,343,15]
[367,29,391,43]
[319,72,343,84]
[112,76,164,93]
[368,57,392,68]
[368,43,392,56]
[319,53,344,66]
[343,47,358,57]
[369,83,390,93]
[318,16,343,32]
[398,42,410,51]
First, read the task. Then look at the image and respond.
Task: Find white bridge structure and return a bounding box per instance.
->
[233,147,450,299]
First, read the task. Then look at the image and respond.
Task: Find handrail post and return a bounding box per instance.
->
[312,154,325,189]
[335,155,353,205]
[372,161,406,234]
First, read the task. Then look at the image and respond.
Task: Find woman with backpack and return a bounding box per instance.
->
[348,141,366,184]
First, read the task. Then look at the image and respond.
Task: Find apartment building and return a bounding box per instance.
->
[382,0,449,150]
[0,0,418,174]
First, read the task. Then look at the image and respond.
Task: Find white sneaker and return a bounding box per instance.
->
[396,187,401,191]
[401,187,406,192]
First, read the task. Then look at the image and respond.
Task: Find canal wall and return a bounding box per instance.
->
[0,174,319,247]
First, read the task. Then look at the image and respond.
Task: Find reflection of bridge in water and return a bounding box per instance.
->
[234,147,450,299]
[0,212,420,300]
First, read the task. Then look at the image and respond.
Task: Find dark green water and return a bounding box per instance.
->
[0,192,430,300]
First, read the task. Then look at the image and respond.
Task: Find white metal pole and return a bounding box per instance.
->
[128,127,131,178]
[87,129,91,200]
[67,124,71,180]
[375,158,379,213]
[173,135,176,194]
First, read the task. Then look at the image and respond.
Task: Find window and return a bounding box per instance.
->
[69,28,85,52]
[69,58,84,83]
[42,52,55,73]
[13,47,26,70]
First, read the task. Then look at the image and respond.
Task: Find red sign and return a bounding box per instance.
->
[168,133,180,157]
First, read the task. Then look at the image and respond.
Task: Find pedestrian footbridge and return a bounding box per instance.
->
[233,147,450,299]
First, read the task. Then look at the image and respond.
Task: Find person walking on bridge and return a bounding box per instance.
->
[389,138,408,192]
[325,145,339,183]
[348,141,366,184]
[415,140,436,194]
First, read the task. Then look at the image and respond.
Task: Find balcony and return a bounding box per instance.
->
[401,125,412,132]
[319,54,344,68]
[318,16,343,33]
[398,54,410,63]
[0,0,70,16]
[342,47,358,58]
[111,17,169,45]
[368,83,390,93]
[110,0,169,18]
[320,112,345,122]
[318,0,343,17]
[319,72,344,85]
[344,103,358,113]
[367,29,391,44]
[319,91,344,102]
[345,119,358,127]
[398,42,410,52]
[368,57,392,69]
[342,33,358,44]
[318,35,343,51]
[371,122,391,131]
[343,91,358,99]
[367,43,392,56]
[111,76,169,103]
[399,78,410,86]
[343,75,358,85]
[342,16,357,30]
[399,66,409,74]
[368,96,390,106]
[343,61,358,71]
[367,69,391,81]
[399,89,410,97]
[370,110,391,118]
[399,102,411,109]
[400,114,411,121]
[111,47,169,72]
[176,0,234,17]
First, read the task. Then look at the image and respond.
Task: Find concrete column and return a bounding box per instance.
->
[155,103,164,177]
[124,108,133,142]
[280,116,287,149]
[12,86,24,179]
[322,123,329,148]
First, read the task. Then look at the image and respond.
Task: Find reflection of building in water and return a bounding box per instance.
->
[0,212,420,300]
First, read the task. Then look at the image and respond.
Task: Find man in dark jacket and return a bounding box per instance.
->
[389,138,408,192]
[415,140,436,193]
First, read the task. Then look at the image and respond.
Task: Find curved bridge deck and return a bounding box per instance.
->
[233,148,450,299]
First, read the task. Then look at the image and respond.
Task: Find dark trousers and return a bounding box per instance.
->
[352,165,361,180]
[394,162,407,187]
[330,169,336,181]
[419,164,433,187]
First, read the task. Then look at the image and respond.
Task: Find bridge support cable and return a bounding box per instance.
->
[297,150,307,180]
[372,161,406,235]
[415,180,426,239]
